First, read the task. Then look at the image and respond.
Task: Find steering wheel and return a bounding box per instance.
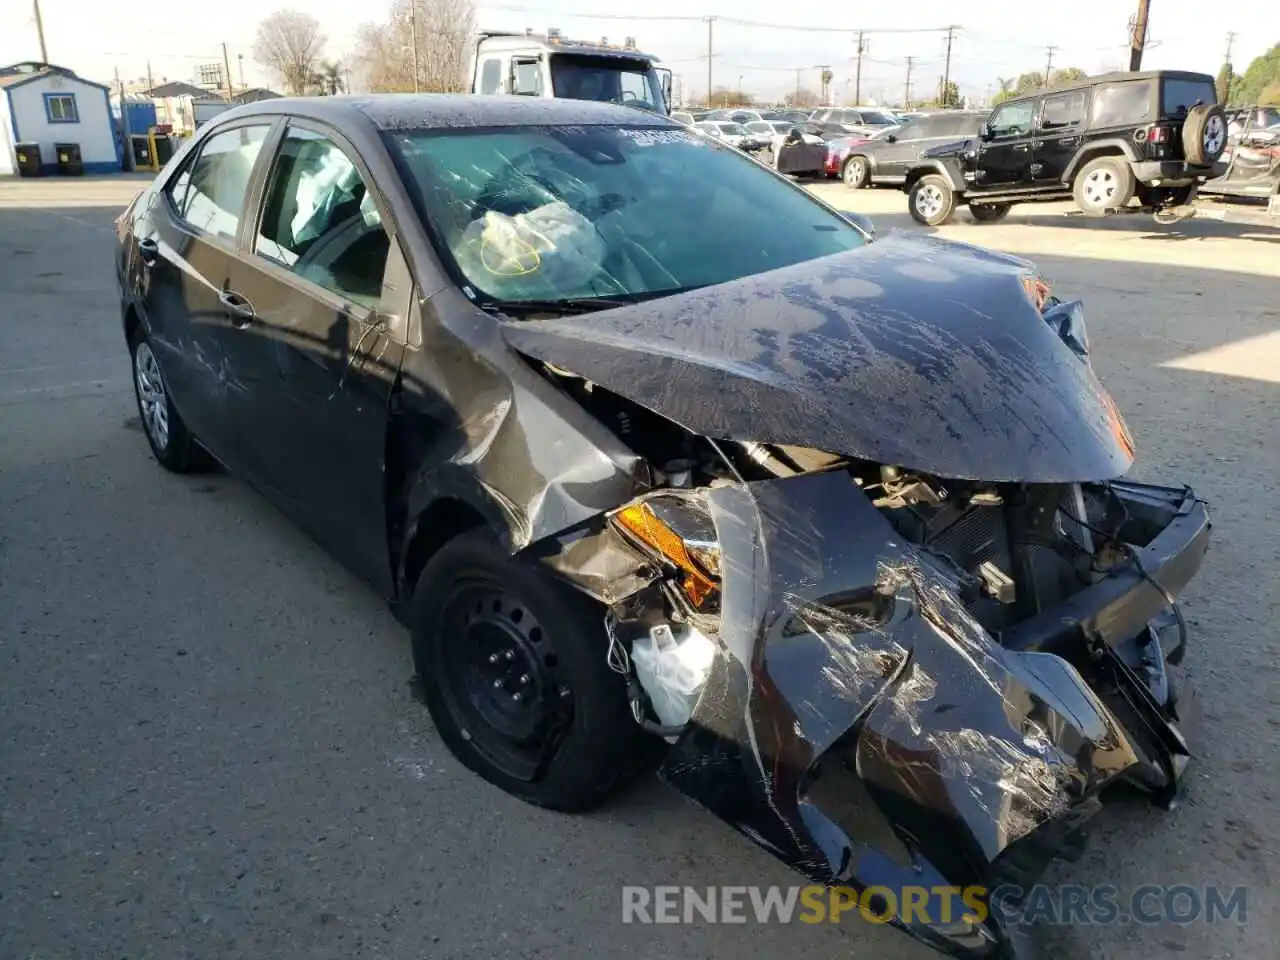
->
[619,90,639,104]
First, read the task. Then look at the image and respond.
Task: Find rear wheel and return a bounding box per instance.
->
[969,202,1012,223]
[908,174,957,226]
[842,155,869,188]
[1072,156,1135,216]
[411,530,649,812]
[128,326,211,473]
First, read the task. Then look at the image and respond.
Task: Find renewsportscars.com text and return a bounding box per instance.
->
[621,884,1248,927]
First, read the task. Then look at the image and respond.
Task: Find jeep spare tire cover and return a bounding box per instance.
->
[1182,103,1227,165]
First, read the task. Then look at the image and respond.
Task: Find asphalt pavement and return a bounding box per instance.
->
[1,176,1277,960]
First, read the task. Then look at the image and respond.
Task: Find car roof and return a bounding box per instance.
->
[211,94,677,133]
[1001,69,1215,104]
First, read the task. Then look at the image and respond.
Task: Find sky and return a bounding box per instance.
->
[3,0,1277,105]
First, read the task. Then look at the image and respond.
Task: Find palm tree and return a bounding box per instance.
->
[311,60,345,96]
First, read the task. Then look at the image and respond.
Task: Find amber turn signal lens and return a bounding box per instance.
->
[615,502,718,607]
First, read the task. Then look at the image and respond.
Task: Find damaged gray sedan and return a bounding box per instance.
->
[116,96,1209,959]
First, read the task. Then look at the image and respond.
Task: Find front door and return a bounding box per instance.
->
[1033,90,1087,184]
[977,99,1038,188]
[137,120,275,464]
[220,123,407,591]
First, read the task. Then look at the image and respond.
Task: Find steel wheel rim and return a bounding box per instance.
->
[916,183,944,218]
[437,578,573,782]
[1083,168,1115,206]
[134,342,170,450]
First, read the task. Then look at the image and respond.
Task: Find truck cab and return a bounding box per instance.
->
[468,30,672,115]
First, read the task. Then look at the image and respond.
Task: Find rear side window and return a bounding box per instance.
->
[169,124,271,240]
[1161,78,1216,118]
[1041,91,1086,130]
[479,58,503,95]
[254,127,390,307]
[1091,81,1153,127]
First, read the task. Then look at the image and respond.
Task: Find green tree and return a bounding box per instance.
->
[1050,67,1087,86]
[1215,62,1234,103]
[937,79,960,107]
[1015,70,1046,93]
[1261,79,1280,105]
[1233,43,1280,104]
[708,86,754,108]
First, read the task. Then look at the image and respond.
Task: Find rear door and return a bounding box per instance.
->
[1033,89,1087,183]
[220,122,409,590]
[872,118,934,180]
[978,99,1038,187]
[135,120,275,464]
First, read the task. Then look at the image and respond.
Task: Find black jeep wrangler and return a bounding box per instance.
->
[902,70,1226,225]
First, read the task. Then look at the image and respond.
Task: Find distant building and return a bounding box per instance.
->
[145,80,230,135]
[0,61,119,175]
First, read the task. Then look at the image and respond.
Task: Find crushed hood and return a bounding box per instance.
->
[501,232,1135,482]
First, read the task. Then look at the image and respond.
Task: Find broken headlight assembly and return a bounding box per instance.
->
[612,496,721,609]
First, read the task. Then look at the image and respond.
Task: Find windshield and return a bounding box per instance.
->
[859,111,897,125]
[548,55,665,112]
[388,124,867,307]
[746,121,773,134]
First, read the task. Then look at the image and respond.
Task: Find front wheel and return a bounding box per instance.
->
[969,202,1012,223]
[842,155,869,188]
[908,174,957,226]
[411,530,650,812]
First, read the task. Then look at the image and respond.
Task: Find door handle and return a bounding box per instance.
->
[219,290,257,326]
[137,237,159,265]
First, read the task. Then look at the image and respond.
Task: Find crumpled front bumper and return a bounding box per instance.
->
[653,471,1209,959]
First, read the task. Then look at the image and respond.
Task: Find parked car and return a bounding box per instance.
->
[761,108,812,124]
[706,108,764,125]
[116,93,1208,960]
[670,110,695,126]
[1203,104,1280,203]
[810,106,899,138]
[694,119,752,150]
[742,119,780,151]
[901,70,1226,224]
[835,114,987,187]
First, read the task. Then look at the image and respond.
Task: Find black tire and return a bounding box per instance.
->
[127,325,212,473]
[842,155,870,188]
[411,530,650,812]
[1072,156,1136,216]
[1182,103,1227,165]
[908,174,957,226]
[969,202,1012,223]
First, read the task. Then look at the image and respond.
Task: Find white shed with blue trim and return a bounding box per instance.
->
[0,62,120,175]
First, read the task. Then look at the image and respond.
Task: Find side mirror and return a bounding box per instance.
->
[886,133,898,143]
[979,127,993,141]
[840,210,876,239]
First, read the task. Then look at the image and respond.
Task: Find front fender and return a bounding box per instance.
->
[905,158,967,192]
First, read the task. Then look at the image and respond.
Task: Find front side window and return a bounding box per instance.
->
[1092,81,1153,126]
[1040,91,1086,130]
[254,127,390,307]
[44,93,78,123]
[169,124,271,241]
[987,101,1036,139]
[858,111,896,126]
[387,123,867,306]
[511,60,543,96]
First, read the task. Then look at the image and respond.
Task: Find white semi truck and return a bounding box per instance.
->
[466,29,672,115]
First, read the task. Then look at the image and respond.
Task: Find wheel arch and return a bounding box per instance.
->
[903,160,965,193]
[1063,140,1137,182]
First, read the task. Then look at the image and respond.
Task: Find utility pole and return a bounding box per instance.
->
[795,67,801,105]
[941,25,958,107]
[1222,31,1237,103]
[221,42,234,102]
[1044,45,1057,86]
[116,66,134,172]
[704,17,714,107]
[410,1,421,93]
[146,61,154,93]
[817,65,830,105]
[904,56,915,110]
[1129,0,1151,71]
[237,53,245,91]
[853,31,865,106]
[33,0,48,62]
